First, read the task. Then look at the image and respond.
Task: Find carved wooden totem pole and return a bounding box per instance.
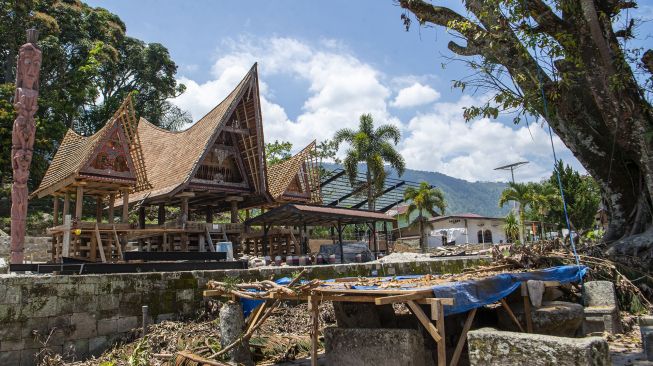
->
[10,29,42,264]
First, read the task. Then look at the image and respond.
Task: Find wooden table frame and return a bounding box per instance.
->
[203,280,562,366]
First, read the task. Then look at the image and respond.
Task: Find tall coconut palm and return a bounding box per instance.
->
[403,182,447,252]
[334,114,406,211]
[498,182,535,244]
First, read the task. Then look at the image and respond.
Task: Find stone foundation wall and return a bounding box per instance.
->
[0,256,487,366]
[0,236,51,263]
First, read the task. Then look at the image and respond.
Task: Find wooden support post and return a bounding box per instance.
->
[75,185,84,220]
[262,224,270,256]
[96,197,102,223]
[226,196,243,223]
[53,196,59,226]
[108,193,115,223]
[138,206,146,229]
[158,204,165,225]
[521,282,534,333]
[63,192,70,218]
[205,206,213,223]
[121,189,129,223]
[62,214,71,259]
[500,298,525,332]
[406,300,442,343]
[337,221,344,264]
[95,224,106,263]
[308,295,320,366]
[180,197,189,227]
[450,308,477,366]
[199,234,206,252]
[90,233,97,262]
[113,225,123,260]
[435,300,447,366]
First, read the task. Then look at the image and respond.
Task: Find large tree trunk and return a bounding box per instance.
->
[399,0,653,267]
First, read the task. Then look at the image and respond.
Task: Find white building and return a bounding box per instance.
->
[426,213,507,247]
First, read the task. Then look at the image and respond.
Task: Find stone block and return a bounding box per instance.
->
[97,317,119,336]
[88,336,108,357]
[21,317,50,339]
[324,327,426,366]
[498,301,583,337]
[1,285,21,304]
[467,328,610,366]
[26,296,58,318]
[0,322,24,340]
[69,312,97,339]
[177,288,195,302]
[63,338,89,360]
[0,350,21,366]
[583,281,617,307]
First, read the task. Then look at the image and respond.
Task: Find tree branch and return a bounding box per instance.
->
[526,0,571,42]
[643,50,653,75]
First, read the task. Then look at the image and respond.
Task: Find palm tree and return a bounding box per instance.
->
[334,114,406,211]
[403,182,447,252]
[529,182,560,239]
[498,182,535,244]
[504,211,519,243]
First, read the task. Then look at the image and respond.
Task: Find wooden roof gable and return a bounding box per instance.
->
[266,141,321,204]
[32,96,149,198]
[130,63,267,204]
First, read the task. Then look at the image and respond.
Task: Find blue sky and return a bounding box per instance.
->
[85,0,653,183]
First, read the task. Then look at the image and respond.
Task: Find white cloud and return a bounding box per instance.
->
[391,82,440,108]
[399,95,580,182]
[171,36,583,183]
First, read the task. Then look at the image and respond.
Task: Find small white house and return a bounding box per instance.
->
[427,213,507,247]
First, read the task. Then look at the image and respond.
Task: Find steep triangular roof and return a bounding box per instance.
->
[130,63,266,203]
[32,96,148,198]
[267,141,321,204]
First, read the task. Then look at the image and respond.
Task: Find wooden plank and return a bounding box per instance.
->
[435,300,447,366]
[407,300,442,343]
[205,225,216,252]
[113,225,123,260]
[199,234,206,252]
[95,224,107,263]
[450,308,477,366]
[62,215,71,258]
[308,295,319,366]
[316,287,434,296]
[375,292,428,305]
[500,298,524,332]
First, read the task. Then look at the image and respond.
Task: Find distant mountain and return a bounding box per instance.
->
[322,164,510,218]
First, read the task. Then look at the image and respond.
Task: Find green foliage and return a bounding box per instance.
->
[504,211,519,243]
[127,337,151,366]
[403,181,447,252]
[0,0,188,192]
[546,160,601,231]
[333,113,406,210]
[265,140,293,166]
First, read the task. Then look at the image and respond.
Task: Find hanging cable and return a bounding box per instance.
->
[523,2,582,276]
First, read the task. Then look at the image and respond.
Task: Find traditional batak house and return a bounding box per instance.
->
[34,64,322,262]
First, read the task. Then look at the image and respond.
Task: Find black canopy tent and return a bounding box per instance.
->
[243,203,396,263]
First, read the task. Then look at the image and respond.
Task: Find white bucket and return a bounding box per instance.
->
[216,242,234,261]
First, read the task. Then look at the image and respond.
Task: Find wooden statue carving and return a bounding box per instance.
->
[10,29,41,264]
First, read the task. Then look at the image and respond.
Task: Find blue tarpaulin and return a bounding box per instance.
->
[239,265,587,317]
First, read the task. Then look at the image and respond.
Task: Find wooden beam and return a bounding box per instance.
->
[63,192,70,217]
[75,185,84,220]
[96,197,102,223]
[406,300,442,343]
[500,299,524,332]
[121,190,129,223]
[62,214,71,258]
[375,292,428,305]
[113,225,123,260]
[53,196,59,226]
[108,193,115,223]
[95,224,106,263]
[450,308,477,366]
[435,300,447,366]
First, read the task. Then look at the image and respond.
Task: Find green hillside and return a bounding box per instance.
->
[323,164,510,217]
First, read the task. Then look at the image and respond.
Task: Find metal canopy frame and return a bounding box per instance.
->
[319,168,420,212]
